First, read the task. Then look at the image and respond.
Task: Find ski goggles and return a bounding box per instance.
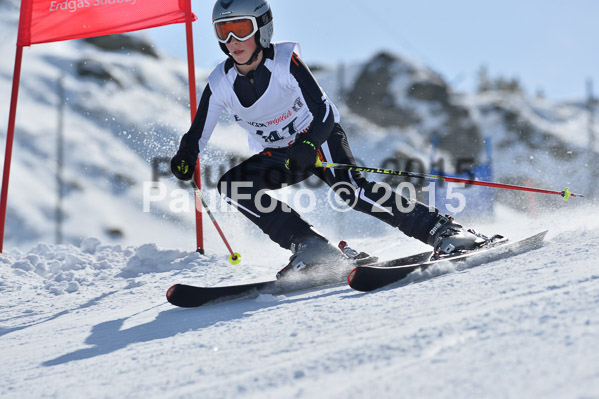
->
[213,16,259,43]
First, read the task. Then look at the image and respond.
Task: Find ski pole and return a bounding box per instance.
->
[315,160,583,201]
[190,179,241,264]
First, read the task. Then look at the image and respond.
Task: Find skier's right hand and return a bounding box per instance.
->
[285,138,319,174]
[171,147,197,181]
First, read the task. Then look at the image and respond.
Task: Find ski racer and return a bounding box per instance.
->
[171,0,488,274]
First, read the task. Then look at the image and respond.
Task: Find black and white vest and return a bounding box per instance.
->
[208,41,339,152]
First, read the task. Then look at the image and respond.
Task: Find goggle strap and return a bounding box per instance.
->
[256,9,272,28]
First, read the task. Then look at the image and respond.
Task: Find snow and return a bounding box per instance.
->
[1,204,599,398]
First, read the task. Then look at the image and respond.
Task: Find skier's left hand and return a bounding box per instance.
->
[286,138,319,173]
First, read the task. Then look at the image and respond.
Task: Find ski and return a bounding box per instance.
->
[348,230,548,292]
[166,250,433,308]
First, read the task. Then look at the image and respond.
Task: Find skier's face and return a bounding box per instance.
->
[225,34,258,65]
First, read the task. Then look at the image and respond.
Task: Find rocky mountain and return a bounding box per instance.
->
[343,51,598,208]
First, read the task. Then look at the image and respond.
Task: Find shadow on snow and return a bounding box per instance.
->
[42,287,346,367]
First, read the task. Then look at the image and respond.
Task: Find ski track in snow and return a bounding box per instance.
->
[1,206,599,398]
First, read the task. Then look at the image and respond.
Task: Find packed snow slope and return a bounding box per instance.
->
[1,204,598,398]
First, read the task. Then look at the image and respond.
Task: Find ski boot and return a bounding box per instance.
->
[276,234,348,280]
[338,241,378,265]
[427,215,498,260]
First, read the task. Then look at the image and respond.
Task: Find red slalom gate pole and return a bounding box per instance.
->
[0,45,25,253]
[183,0,204,254]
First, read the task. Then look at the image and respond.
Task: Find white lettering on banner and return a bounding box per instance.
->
[49,0,137,13]
[49,0,90,12]
[93,0,138,6]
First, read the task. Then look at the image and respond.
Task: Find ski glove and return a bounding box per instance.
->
[285,138,319,174]
[171,147,197,181]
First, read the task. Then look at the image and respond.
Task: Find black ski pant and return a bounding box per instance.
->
[218,124,442,249]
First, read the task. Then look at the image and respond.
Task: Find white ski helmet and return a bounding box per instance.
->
[212,0,274,55]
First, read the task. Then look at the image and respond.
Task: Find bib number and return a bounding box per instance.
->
[256,118,297,143]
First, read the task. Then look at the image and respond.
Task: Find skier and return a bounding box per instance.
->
[171,0,489,274]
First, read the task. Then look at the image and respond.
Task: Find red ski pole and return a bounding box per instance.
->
[316,161,584,201]
[190,179,241,264]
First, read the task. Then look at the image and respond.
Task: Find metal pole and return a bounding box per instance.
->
[587,78,596,196]
[56,75,65,245]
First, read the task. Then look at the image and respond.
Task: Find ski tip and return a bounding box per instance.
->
[166,284,178,302]
[348,268,358,285]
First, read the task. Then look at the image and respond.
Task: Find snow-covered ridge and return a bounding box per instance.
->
[344,51,598,199]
